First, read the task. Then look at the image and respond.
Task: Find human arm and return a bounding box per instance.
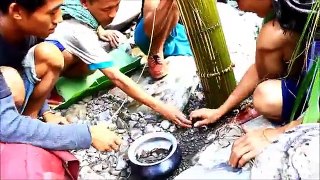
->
[50,21,190,127]
[97,25,122,48]
[190,21,287,127]
[0,95,121,151]
[228,119,302,168]
[190,64,260,127]
[0,72,121,151]
[0,82,90,150]
[100,67,191,127]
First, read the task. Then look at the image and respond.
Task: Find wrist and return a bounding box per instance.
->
[89,126,96,144]
[262,128,273,143]
[262,127,283,143]
[216,107,226,118]
[151,99,165,113]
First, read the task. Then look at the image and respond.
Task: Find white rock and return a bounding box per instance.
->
[115,157,127,170]
[131,129,143,140]
[169,125,177,133]
[161,120,171,130]
[155,126,162,132]
[145,124,157,133]
[107,123,117,131]
[92,164,103,172]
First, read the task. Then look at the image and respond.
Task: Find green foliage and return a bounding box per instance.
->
[303,58,320,123]
[290,2,320,123]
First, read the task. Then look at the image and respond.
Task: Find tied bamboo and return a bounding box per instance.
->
[176,0,236,108]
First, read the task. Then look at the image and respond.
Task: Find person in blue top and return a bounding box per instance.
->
[0,0,121,152]
[134,0,193,79]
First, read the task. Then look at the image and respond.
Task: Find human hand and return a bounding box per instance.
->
[90,123,122,152]
[159,104,192,128]
[189,108,223,127]
[228,128,272,168]
[97,27,121,48]
[43,111,70,125]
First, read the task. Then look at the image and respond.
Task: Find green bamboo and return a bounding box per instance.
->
[176,0,236,108]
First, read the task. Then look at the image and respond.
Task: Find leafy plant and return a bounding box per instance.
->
[289,2,320,123]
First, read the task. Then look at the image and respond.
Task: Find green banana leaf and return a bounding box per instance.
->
[290,57,318,121]
[54,46,142,110]
[303,57,320,123]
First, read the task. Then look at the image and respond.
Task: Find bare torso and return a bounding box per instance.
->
[255,20,302,80]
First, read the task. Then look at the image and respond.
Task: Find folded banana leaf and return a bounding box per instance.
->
[54,46,142,109]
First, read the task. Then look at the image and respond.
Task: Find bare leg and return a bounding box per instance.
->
[61,50,95,78]
[22,42,64,118]
[253,80,283,121]
[0,66,25,108]
[143,0,180,57]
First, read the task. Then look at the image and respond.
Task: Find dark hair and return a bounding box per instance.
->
[273,0,316,33]
[0,0,46,14]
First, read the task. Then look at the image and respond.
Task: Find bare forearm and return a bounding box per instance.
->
[219,64,260,115]
[102,68,163,112]
[265,119,303,141]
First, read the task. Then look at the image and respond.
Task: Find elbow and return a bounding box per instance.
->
[0,115,21,142]
[102,68,123,86]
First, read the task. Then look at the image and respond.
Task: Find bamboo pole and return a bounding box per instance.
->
[176,0,236,108]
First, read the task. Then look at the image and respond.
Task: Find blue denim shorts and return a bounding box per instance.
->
[20,46,49,115]
[134,18,192,57]
[281,78,303,122]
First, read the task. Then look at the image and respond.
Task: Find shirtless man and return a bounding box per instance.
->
[189,0,313,167]
[190,0,303,127]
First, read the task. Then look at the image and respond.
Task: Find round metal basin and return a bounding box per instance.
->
[128,132,182,179]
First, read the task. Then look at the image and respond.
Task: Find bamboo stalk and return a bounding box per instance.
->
[176,0,236,108]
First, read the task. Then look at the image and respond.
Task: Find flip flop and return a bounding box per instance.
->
[233,106,260,124]
[48,88,64,106]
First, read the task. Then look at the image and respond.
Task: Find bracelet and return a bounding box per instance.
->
[262,128,273,143]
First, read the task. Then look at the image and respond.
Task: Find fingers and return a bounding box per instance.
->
[110,35,119,48]
[194,119,209,127]
[115,137,122,146]
[229,144,251,168]
[99,34,109,42]
[237,150,256,168]
[189,109,205,119]
[60,117,70,125]
[175,114,192,128]
[110,142,119,151]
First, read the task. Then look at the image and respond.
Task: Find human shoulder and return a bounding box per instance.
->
[256,20,300,52]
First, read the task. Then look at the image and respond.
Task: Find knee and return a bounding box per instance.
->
[34,42,64,72]
[253,80,282,119]
[0,66,25,108]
